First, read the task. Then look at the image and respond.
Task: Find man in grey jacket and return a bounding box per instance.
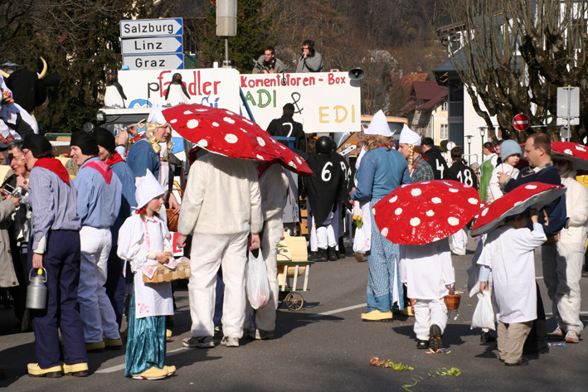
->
[253,46,285,74]
[296,40,323,73]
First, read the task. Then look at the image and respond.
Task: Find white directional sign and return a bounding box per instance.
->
[120,18,183,38]
[122,36,183,55]
[123,54,184,70]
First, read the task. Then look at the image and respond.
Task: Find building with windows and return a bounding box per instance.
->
[399,80,449,146]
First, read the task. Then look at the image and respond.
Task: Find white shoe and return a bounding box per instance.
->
[451,250,466,256]
[221,336,239,347]
[565,330,580,343]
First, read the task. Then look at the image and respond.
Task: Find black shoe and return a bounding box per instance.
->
[417,340,429,349]
[327,247,338,261]
[480,331,496,343]
[505,357,529,366]
[429,324,443,351]
[313,249,328,262]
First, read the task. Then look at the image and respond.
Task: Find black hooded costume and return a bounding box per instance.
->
[302,138,345,227]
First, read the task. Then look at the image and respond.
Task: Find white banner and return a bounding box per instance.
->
[116,68,242,111]
[116,69,361,133]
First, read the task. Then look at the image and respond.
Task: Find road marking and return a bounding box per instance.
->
[546,311,588,318]
[96,346,189,373]
[311,303,367,316]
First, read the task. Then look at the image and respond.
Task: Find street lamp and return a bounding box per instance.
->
[465,135,473,156]
[479,127,486,153]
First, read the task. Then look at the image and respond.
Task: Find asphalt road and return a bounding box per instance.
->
[1,237,587,392]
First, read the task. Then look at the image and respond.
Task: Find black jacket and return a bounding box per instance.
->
[266,114,306,152]
[423,147,455,180]
[448,160,478,190]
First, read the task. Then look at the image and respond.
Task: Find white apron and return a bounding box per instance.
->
[133,217,173,319]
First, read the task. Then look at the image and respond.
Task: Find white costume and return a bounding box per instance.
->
[117,170,173,318]
[543,169,588,335]
[352,146,372,254]
[117,217,173,318]
[178,153,263,339]
[477,222,546,363]
[478,224,546,324]
[400,239,455,341]
[254,163,289,332]
[488,163,520,201]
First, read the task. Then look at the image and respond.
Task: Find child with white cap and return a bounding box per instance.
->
[117,170,176,380]
[488,140,521,202]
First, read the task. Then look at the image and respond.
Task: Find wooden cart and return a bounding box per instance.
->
[277,232,314,311]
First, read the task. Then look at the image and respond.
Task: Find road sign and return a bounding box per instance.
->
[557,87,580,118]
[513,113,530,131]
[123,54,184,70]
[122,36,183,55]
[120,18,183,39]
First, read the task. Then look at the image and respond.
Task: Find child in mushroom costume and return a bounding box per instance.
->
[477,209,546,366]
[397,125,434,182]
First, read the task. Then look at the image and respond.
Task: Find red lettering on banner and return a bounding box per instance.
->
[264,79,271,87]
[241,76,248,88]
[328,73,335,85]
[189,71,197,95]
[214,81,220,94]
[202,81,211,95]
[248,80,255,88]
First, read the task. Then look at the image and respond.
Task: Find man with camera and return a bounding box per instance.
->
[253,46,285,74]
[296,40,323,73]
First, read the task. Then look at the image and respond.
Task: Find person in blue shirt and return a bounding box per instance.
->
[70,131,123,352]
[23,134,88,377]
[94,128,136,328]
[351,113,411,322]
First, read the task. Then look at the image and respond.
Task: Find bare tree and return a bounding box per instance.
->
[444,0,588,142]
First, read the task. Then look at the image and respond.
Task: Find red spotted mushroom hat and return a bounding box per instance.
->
[550,142,588,171]
[373,180,481,245]
[470,182,566,237]
[162,103,312,175]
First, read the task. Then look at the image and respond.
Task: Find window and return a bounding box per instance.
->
[440,123,448,139]
[441,101,448,112]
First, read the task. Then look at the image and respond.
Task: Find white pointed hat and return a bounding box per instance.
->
[398,124,421,146]
[365,110,393,137]
[135,170,165,210]
[147,100,167,125]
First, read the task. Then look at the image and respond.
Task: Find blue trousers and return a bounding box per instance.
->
[28,230,87,368]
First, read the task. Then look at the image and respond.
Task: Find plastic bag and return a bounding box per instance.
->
[471,291,495,330]
[353,201,371,254]
[246,250,270,310]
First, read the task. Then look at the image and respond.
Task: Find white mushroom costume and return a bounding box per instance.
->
[472,183,568,335]
[117,169,173,319]
[373,180,481,346]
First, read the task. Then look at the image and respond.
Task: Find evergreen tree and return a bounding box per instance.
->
[198,0,275,72]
